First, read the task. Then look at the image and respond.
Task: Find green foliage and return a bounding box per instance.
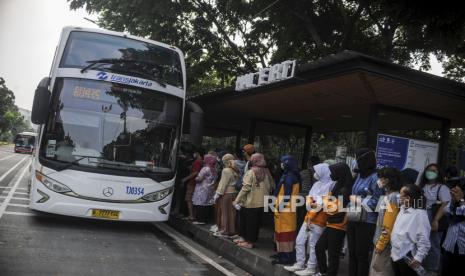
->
[69,0,465,96]
[0,77,31,142]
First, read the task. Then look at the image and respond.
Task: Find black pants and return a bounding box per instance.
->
[391,259,416,276]
[347,222,376,276]
[194,205,212,223]
[441,247,465,276]
[316,227,346,276]
[239,207,262,243]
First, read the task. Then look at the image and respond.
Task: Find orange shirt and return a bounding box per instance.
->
[323,193,347,231]
[304,196,327,227]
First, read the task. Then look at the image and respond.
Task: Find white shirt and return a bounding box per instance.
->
[390,206,431,262]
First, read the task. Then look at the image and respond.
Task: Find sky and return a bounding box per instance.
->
[0,0,445,111]
[0,0,98,110]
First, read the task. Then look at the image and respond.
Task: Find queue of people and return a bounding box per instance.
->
[172,144,465,276]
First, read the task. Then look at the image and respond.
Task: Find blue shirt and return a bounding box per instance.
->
[443,202,465,255]
[351,172,384,224]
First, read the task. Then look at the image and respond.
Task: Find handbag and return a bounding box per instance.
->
[431,184,449,232]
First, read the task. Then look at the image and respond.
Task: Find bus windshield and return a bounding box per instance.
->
[60,31,183,89]
[15,134,35,146]
[40,78,182,175]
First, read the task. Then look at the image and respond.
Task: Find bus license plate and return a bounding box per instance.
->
[91,209,120,220]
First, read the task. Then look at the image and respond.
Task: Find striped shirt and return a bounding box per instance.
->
[442,202,465,254]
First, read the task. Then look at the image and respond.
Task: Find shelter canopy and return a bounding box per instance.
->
[191,51,465,136]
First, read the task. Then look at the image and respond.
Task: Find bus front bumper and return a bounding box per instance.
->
[29,183,172,222]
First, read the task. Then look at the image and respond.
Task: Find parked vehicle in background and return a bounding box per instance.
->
[14,131,37,154]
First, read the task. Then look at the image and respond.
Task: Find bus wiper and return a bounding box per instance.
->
[55,156,89,171]
[138,168,163,183]
[81,58,119,73]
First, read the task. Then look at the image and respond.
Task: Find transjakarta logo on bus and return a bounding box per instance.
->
[96,71,153,88]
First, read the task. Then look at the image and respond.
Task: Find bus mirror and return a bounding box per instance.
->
[186,101,203,146]
[31,77,51,124]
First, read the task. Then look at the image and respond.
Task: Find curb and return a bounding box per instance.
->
[168,216,289,276]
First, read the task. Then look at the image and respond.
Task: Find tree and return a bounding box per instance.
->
[0,77,29,142]
[69,0,465,95]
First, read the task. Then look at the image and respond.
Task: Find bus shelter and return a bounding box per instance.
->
[190,51,465,169]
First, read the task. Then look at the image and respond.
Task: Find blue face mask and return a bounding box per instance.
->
[425,171,438,181]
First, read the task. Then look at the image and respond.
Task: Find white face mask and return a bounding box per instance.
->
[377,179,385,189]
[314,172,320,181]
[281,163,285,170]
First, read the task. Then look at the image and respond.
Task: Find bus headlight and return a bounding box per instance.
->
[141,187,173,202]
[35,171,73,194]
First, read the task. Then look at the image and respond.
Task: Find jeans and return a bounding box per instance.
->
[295,222,325,269]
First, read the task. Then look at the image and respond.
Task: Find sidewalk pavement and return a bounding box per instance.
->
[168,215,349,276]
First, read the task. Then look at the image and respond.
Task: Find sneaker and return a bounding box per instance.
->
[209,225,218,232]
[284,263,305,272]
[192,221,206,225]
[295,268,317,276]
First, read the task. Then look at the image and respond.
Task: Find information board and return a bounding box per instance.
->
[376,134,439,182]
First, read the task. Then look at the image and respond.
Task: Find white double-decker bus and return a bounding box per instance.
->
[30,26,202,221]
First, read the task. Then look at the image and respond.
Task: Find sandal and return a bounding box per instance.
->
[233,238,245,243]
[237,241,253,249]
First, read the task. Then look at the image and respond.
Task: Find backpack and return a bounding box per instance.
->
[234,160,247,191]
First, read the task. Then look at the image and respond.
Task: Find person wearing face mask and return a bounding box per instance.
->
[418,163,451,273]
[390,184,430,276]
[232,153,273,249]
[315,163,354,276]
[347,148,384,276]
[182,148,204,221]
[284,163,334,275]
[369,167,402,276]
[213,153,239,237]
[272,155,301,265]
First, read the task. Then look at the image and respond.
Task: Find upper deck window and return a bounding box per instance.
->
[60,31,183,89]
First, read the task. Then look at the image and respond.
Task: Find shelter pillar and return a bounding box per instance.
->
[302,126,313,169]
[235,130,242,150]
[366,104,379,149]
[439,119,451,167]
[248,119,256,144]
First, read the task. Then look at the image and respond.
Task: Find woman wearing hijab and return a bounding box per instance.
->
[347,148,384,276]
[232,153,273,249]
[192,154,217,225]
[284,163,334,276]
[213,154,239,237]
[273,155,301,265]
[316,162,353,276]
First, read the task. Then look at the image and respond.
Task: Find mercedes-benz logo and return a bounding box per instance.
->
[102,187,114,197]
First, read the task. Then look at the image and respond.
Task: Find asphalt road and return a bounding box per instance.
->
[0,145,248,276]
